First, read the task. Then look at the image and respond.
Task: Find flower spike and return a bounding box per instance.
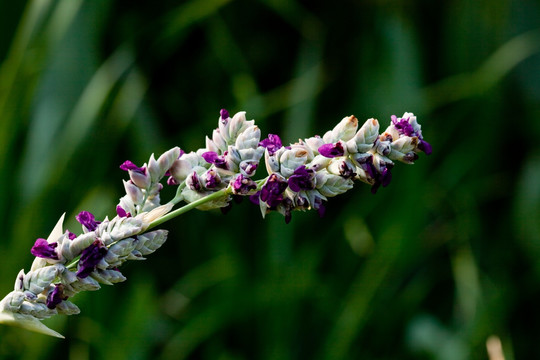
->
[0,110,429,337]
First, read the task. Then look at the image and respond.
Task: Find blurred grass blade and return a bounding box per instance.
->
[161,0,233,44]
[424,29,540,110]
[319,227,404,360]
[19,45,136,202]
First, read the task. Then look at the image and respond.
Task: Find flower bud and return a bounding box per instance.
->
[232,174,257,195]
[128,168,151,189]
[323,115,359,143]
[135,230,168,255]
[205,136,220,153]
[388,136,419,163]
[147,154,161,183]
[309,155,331,171]
[104,238,138,267]
[327,158,356,179]
[212,128,228,152]
[228,111,249,141]
[201,168,221,189]
[169,159,194,183]
[316,171,354,197]
[124,180,144,204]
[91,269,126,285]
[304,136,324,153]
[235,125,261,150]
[352,118,379,153]
[239,160,259,177]
[264,148,281,174]
[279,148,308,178]
[157,147,181,178]
[375,138,392,156]
[23,265,63,295]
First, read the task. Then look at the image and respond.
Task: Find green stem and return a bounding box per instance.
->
[65,176,268,271]
[146,186,232,231]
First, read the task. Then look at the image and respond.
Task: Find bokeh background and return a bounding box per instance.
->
[1,0,540,359]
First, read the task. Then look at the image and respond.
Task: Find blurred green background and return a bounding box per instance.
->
[1,0,539,359]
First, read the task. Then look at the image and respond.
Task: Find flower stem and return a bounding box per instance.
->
[146,186,232,230]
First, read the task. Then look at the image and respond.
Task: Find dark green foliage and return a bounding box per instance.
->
[1,0,539,359]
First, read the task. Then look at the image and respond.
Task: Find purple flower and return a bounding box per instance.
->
[259,174,288,208]
[67,231,77,240]
[287,166,315,192]
[202,151,229,170]
[259,134,283,156]
[120,160,150,188]
[46,284,67,309]
[30,238,59,260]
[338,161,356,179]
[249,192,261,205]
[116,205,131,218]
[370,162,394,194]
[391,115,415,137]
[232,174,257,195]
[391,115,432,155]
[76,211,100,232]
[418,139,432,155]
[240,161,258,177]
[281,198,294,224]
[354,153,376,180]
[204,169,221,189]
[318,142,345,158]
[220,108,229,121]
[119,160,145,174]
[167,176,179,186]
[313,197,326,218]
[76,240,108,278]
[380,164,392,187]
[187,171,202,191]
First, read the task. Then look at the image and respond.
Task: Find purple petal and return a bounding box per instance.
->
[259,134,283,156]
[167,176,179,186]
[76,240,108,278]
[338,161,356,179]
[391,115,415,137]
[116,206,131,218]
[370,182,381,194]
[76,211,100,232]
[188,171,202,191]
[318,142,345,158]
[418,139,432,155]
[205,170,221,189]
[119,160,145,174]
[67,231,77,240]
[380,166,392,187]
[202,151,228,169]
[240,161,258,177]
[249,191,261,205]
[287,165,315,192]
[359,160,376,180]
[46,284,67,309]
[202,151,219,164]
[220,108,230,120]
[232,174,257,195]
[31,238,59,260]
[260,174,288,207]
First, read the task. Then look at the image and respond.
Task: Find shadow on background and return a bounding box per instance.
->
[1,0,539,359]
